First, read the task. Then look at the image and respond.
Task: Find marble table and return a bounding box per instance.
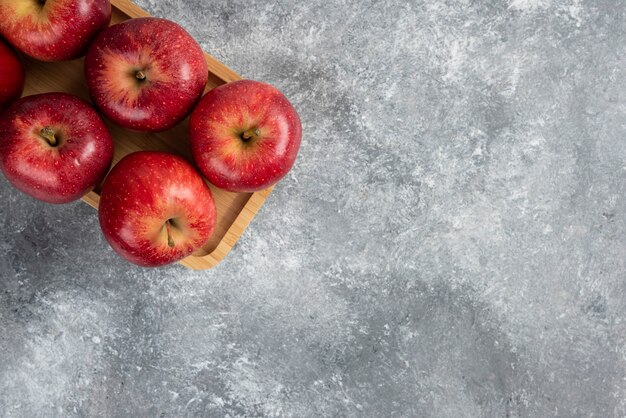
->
[1,0,625,415]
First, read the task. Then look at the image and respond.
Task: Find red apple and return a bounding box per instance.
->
[85,17,208,132]
[98,151,217,267]
[0,37,25,112]
[189,80,302,192]
[0,0,111,62]
[0,92,114,203]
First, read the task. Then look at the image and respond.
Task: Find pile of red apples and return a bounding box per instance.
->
[0,0,301,267]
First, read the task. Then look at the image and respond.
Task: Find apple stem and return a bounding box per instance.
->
[40,126,57,146]
[136,70,147,81]
[241,128,260,142]
[165,220,175,248]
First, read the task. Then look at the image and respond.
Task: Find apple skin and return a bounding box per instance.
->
[0,37,25,112]
[98,151,217,267]
[0,0,111,62]
[189,80,302,192]
[85,17,208,132]
[0,92,114,204]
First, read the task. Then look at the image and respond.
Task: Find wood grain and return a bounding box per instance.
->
[22,0,272,270]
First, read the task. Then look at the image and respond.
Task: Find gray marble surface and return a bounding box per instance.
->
[1,0,626,416]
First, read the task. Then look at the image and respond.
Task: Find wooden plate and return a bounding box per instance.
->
[21,0,272,270]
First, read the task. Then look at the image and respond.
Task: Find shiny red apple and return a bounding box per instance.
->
[98,151,217,267]
[0,37,25,112]
[189,80,302,192]
[0,0,111,62]
[0,92,114,203]
[85,17,208,132]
